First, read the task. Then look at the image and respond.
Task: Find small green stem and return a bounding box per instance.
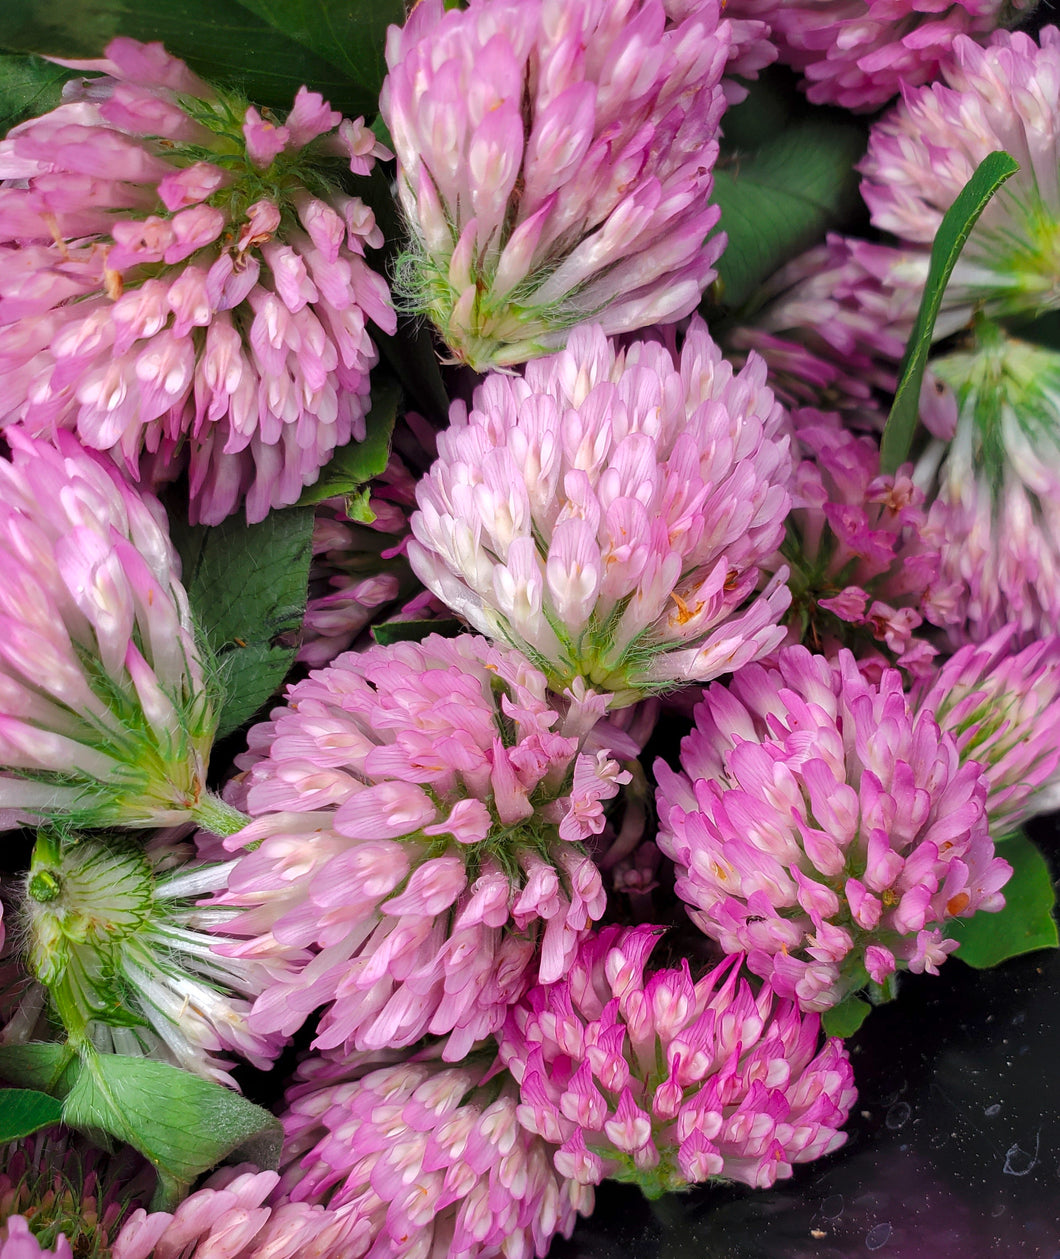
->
[189,792,252,838]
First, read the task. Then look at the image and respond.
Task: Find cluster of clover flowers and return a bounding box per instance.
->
[1,0,1060,1256]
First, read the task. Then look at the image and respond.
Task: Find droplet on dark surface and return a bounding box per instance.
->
[865,1222,892,1250]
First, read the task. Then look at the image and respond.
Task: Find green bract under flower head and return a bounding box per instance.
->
[17,829,282,1085]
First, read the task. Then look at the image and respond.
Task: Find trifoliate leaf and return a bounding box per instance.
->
[0,1043,82,1099]
[231,0,404,108]
[0,52,79,136]
[0,0,370,116]
[709,119,866,314]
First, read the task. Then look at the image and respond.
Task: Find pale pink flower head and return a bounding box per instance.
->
[0,1142,355,1259]
[217,633,634,1060]
[498,924,856,1195]
[861,28,1060,324]
[381,0,773,369]
[112,1165,361,1259]
[775,419,960,675]
[409,321,792,707]
[0,38,395,524]
[726,0,1033,111]
[921,327,1060,647]
[655,647,1013,1011]
[274,1045,592,1259]
[0,430,216,830]
[12,828,285,1085]
[911,626,1060,836]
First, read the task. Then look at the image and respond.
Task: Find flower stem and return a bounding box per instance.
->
[190,792,251,838]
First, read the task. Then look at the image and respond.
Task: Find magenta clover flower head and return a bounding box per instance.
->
[217,633,633,1060]
[776,419,959,676]
[911,626,1060,837]
[498,924,856,1196]
[0,37,395,525]
[409,321,792,708]
[860,28,1060,325]
[380,0,771,370]
[15,829,283,1085]
[0,431,217,831]
[655,646,1012,1012]
[924,324,1060,647]
[275,1045,592,1259]
[725,0,1032,111]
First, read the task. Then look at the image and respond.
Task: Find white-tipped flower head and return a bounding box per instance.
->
[911,626,1060,837]
[380,0,771,369]
[409,321,792,707]
[17,829,283,1084]
[0,431,216,830]
[0,38,394,524]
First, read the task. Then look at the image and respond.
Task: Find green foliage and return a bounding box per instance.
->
[233,0,405,108]
[0,51,79,134]
[708,119,866,314]
[297,378,401,506]
[950,830,1058,968]
[0,1043,81,1098]
[880,150,1019,474]
[0,0,387,116]
[62,1051,281,1208]
[172,506,315,738]
[0,1087,64,1141]
[821,995,872,1039]
[371,618,464,646]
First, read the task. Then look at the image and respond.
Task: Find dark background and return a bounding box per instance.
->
[554,817,1060,1259]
